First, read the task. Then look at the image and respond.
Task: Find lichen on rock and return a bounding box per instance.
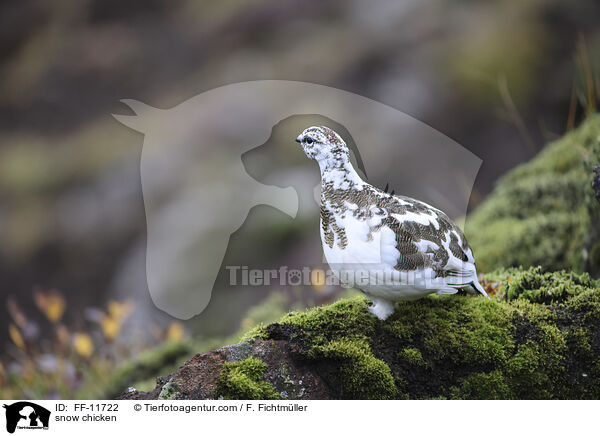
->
[158,380,180,400]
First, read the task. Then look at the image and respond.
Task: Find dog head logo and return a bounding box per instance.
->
[3,402,50,433]
[113,80,481,319]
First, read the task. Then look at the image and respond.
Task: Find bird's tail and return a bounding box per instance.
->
[470,280,489,299]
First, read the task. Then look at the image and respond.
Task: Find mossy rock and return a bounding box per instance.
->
[120,267,600,400]
[466,115,600,276]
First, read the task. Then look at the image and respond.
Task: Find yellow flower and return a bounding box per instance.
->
[166,322,184,342]
[8,324,25,350]
[100,300,134,341]
[310,268,327,293]
[101,316,120,341]
[34,290,66,323]
[73,333,94,358]
[107,300,134,322]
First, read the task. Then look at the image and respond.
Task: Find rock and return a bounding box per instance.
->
[119,339,333,400]
[466,115,600,276]
[119,267,600,400]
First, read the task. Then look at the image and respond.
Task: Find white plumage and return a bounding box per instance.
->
[296,126,488,320]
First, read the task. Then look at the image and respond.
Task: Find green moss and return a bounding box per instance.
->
[484,267,600,398]
[278,297,378,346]
[309,338,398,399]
[489,266,599,304]
[270,298,396,399]
[239,324,269,342]
[466,114,600,275]
[450,371,513,400]
[387,296,514,371]
[399,347,427,367]
[504,323,567,399]
[215,357,281,400]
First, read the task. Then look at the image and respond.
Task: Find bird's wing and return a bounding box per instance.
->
[370,192,484,292]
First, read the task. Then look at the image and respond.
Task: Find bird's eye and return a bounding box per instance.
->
[305,137,313,145]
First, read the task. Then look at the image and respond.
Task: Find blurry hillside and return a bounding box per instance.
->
[1,0,600,370]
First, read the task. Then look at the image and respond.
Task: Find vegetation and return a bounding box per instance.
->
[0,291,197,400]
[466,114,600,275]
[1,289,293,400]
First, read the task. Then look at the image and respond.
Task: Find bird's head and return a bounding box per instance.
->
[295,126,350,164]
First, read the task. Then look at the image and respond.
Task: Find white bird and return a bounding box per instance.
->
[296,126,488,320]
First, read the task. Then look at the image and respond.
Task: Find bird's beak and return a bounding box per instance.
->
[295,135,302,143]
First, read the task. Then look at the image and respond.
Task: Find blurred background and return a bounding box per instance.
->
[1,0,599,399]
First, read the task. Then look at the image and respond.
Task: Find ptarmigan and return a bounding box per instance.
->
[296,126,488,320]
